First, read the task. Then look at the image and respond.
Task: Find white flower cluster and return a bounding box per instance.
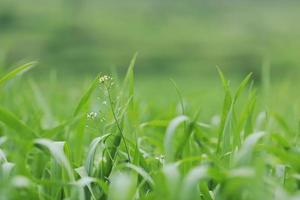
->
[99,75,112,84]
[87,112,98,120]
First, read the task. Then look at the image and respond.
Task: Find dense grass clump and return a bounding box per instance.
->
[1,59,300,200]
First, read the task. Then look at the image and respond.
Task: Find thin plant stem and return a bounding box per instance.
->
[105,84,131,162]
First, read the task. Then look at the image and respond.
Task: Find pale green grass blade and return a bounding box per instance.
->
[175,111,200,159]
[123,52,137,100]
[108,173,136,200]
[220,97,233,156]
[274,164,286,186]
[162,164,181,200]
[75,166,98,200]
[0,61,37,86]
[85,133,111,176]
[139,120,169,128]
[164,115,189,162]
[34,139,74,181]
[0,149,7,163]
[170,79,185,115]
[216,68,233,154]
[237,90,257,139]
[1,162,15,178]
[217,66,230,90]
[233,73,252,102]
[234,131,265,166]
[125,163,154,186]
[180,165,208,200]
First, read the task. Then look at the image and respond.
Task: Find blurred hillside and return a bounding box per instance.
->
[0,0,300,80]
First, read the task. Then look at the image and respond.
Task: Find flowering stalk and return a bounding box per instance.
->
[100,75,131,162]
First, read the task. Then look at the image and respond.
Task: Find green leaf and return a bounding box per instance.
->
[164,115,189,162]
[0,61,37,86]
[180,165,208,200]
[73,76,99,116]
[85,134,111,176]
[0,107,37,139]
[170,79,185,115]
[123,52,138,102]
[125,163,154,186]
[234,131,265,166]
[233,73,252,103]
[34,139,74,181]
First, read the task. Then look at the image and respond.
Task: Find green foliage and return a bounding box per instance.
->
[1,61,300,200]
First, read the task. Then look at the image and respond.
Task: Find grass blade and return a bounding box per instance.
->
[85,134,111,176]
[73,76,99,116]
[164,115,189,162]
[0,61,37,86]
[180,165,208,200]
[34,139,74,181]
[0,107,37,139]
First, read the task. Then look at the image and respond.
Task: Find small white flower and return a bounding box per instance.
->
[87,112,98,120]
[99,75,112,84]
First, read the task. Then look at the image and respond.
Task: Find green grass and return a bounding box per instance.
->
[1,60,300,200]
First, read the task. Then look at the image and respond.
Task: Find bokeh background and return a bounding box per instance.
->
[1,0,300,116]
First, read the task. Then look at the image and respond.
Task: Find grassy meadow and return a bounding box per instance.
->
[1,1,300,200]
[1,59,300,200]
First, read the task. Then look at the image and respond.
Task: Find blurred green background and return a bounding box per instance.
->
[1,0,300,116]
[1,0,300,76]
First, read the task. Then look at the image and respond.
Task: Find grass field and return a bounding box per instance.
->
[1,59,300,200]
[1,1,300,199]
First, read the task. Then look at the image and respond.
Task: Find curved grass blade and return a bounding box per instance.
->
[108,173,136,200]
[234,131,265,166]
[34,139,74,181]
[233,73,252,102]
[162,164,181,200]
[73,76,99,116]
[75,166,98,200]
[164,115,189,162]
[180,165,208,200]
[0,107,37,139]
[0,61,37,86]
[124,163,154,186]
[85,133,111,176]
